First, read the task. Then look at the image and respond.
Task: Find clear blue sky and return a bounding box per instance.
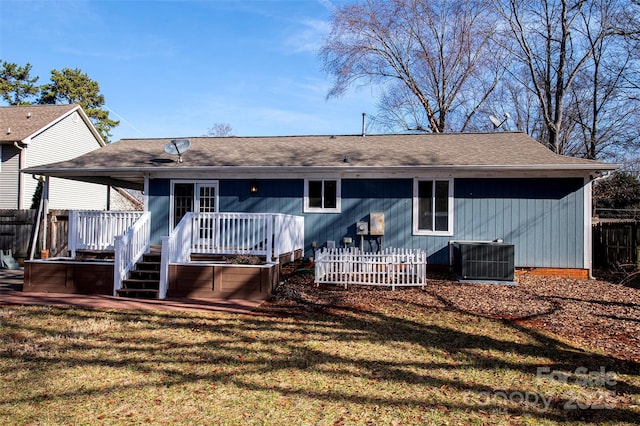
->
[0,0,379,141]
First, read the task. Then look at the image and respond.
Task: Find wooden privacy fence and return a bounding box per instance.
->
[315,247,427,289]
[0,210,36,260]
[592,221,640,268]
[0,210,69,261]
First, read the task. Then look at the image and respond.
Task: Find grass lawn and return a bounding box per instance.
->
[1,299,638,425]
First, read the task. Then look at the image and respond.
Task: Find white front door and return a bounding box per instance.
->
[171,181,218,229]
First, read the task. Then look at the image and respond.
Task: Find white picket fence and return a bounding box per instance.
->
[314,247,427,289]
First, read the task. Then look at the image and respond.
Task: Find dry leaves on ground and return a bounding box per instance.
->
[265,265,640,364]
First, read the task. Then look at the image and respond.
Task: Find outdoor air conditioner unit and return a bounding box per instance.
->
[452,241,515,281]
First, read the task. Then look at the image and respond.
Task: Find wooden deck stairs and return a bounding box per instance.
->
[116,245,161,299]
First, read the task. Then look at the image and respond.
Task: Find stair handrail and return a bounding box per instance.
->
[113,211,151,296]
[159,212,194,299]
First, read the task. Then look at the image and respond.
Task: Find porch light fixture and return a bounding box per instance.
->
[250,180,259,194]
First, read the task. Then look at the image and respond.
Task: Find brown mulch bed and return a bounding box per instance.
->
[263,263,640,364]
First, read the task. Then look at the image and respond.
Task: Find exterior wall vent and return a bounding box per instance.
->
[452,242,515,281]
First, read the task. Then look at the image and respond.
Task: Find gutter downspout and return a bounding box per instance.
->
[13,141,25,209]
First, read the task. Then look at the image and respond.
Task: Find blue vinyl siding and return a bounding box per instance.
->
[147,177,586,269]
[454,178,584,268]
[220,179,302,215]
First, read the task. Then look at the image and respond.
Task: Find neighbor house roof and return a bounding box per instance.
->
[22,132,617,190]
[0,104,103,145]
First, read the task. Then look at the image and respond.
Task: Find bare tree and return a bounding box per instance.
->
[563,0,640,160]
[320,0,501,133]
[205,123,234,137]
[478,71,544,134]
[492,0,615,154]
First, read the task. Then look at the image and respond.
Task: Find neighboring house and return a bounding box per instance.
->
[24,132,617,279]
[0,104,138,210]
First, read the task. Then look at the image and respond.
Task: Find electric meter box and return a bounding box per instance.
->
[356,221,369,235]
[369,212,385,236]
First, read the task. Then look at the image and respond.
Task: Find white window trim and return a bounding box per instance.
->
[412,178,454,236]
[169,179,219,230]
[303,178,341,213]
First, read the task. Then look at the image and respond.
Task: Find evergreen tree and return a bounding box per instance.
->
[39,68,119,142]
[0,60,39,105]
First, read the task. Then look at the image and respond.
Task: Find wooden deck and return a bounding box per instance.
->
[23,259,114,295]
[168,263,278,300]
[23,255,280,301]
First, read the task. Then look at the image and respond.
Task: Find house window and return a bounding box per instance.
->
[413,178,453,236]
[304,179,341,212]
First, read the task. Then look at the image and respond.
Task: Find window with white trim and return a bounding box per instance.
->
[304,179,341,213]
[413,178,453,235]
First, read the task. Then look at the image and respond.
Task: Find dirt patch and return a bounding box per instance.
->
[263,264,640,364]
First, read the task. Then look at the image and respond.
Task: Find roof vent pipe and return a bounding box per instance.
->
[362,113,366,137]
[6,128,10,134]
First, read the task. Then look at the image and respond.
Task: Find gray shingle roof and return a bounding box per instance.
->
[0,104,79,142]
[29,132,614,168]
[23,132,617,189]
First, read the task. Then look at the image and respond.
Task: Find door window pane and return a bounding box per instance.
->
[174,183,194,227]
[199,185,216,213]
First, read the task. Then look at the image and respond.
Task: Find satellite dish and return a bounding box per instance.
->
[164,139,191,163]
[489,115,502,128]
[489,113,511,130]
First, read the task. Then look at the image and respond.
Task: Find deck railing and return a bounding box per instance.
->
[160,212,304,298]
[274,214,305,262]
[192,213,274,258]
[113,212,151,296]
[68,210,144,258]
[315,247,427,289]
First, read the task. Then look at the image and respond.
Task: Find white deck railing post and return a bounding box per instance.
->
[68,210,78,258]
[266,215,273,262]
[159,236,169,300]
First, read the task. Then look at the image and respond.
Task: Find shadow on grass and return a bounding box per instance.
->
[0,300,638,424]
